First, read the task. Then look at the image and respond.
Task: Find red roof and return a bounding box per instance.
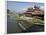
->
[26,10,33,12]
[25,12,32,14]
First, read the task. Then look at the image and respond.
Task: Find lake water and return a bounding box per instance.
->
[7,15,44,34]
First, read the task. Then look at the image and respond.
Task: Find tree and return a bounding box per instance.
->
[34,5,40,9]
[7,9,10,13]
[28,7,33,10]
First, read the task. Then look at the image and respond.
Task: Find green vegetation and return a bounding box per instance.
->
[7,9,44,26]
[17,15,44,25]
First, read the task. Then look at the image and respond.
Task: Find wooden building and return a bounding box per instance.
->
[24,6,44,17]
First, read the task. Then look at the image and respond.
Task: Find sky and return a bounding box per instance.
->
[7,1,44,14]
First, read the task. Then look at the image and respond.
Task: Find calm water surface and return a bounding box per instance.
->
[7,15,44,33]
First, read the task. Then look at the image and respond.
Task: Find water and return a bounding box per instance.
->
[7,15,44,33]
[7,16,23,33]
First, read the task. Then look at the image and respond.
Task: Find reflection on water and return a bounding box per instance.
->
[7,16,44,33]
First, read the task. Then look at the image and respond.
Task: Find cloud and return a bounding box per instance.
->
[40,6,44,10]
[15,7,28,14]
